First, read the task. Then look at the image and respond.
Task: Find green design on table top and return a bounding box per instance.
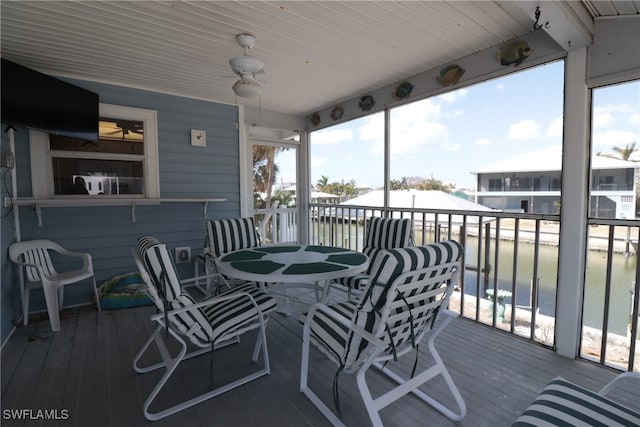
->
[305,245,347,254]
[230,260,284,274]
[326,253,368,266]
[258,246,300,254]
[283,262,347,275]
[220,250,265,262]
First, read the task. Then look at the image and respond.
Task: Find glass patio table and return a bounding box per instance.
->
[215,244,369,313]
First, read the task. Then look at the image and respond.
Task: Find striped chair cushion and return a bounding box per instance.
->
[206,217,259,257]
[333,246,381,290]
[335,272,369,291]
[364,216,414,249]
[301,301,359,367]
[358,240,464,312]
[138,236,182,301]
[334,217,415,291]
[305,240,463,373]
[137,236,277,346]
[200,282,277,344]
[512,377,640,427]
[345,240,463,369]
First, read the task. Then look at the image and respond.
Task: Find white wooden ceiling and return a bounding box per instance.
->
[1,1,638,118]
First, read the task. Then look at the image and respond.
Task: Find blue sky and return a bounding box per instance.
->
[275,60,639,190]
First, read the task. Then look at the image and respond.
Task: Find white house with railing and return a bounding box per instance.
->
[472,151,639,219]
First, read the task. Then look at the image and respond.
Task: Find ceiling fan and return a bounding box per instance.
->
[228,33,266,98]
[98,119,144,142]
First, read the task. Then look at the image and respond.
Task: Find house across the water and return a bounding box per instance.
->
[472,150,639,219]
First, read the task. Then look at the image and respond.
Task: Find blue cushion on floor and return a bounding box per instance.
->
[99,272,153,309]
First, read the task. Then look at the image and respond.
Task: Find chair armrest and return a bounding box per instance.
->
[180,273,230,290]
[305,303,352,329]
[305,303,384,349]
[150,290,264,322]
[54,248,94,272]
[11,259,46,274]
[599,372,640,396]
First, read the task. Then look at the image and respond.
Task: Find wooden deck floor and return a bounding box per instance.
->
[1,297,633,427]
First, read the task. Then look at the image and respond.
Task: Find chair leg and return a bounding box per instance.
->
[251,315,270,368]
[42,283,62,332]
[300,316,346,427]
[134,325,190,421]
[91,277,102,311]
[135,321,272,421]
[366,356,466,422]
[22,286,30,327]
[360,316,467,423]
[57,286,64,311]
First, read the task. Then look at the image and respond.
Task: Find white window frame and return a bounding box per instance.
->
[30,103,159,199]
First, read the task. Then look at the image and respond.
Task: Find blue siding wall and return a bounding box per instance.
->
[1,81,241,344]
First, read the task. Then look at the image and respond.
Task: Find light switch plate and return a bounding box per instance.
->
[191,129,206,147]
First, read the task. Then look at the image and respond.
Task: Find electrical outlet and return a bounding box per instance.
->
[175,246,191,264]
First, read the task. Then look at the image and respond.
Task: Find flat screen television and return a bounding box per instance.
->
[1,58,99,141]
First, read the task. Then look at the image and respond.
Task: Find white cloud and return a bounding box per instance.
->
[594,103,637,114]
[360,114,384,141]
[438,88,469,104]
[443,109,464,119]
[593,112,613,128]
[441,141,460,151]
[547,115,563,137]
[311,128,352,145]
[369,121,447,155]
[310,156,327,168]
[476,138,491,145]
[363,99,449,155]
[508,119,541,140]
[496,83,505,92]
[593,102,640,131]
[592,130,638,152]
[394,98,442,122]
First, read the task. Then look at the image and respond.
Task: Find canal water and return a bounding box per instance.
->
[312,223,637,336]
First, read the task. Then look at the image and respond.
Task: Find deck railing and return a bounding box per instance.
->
[256,203,639,372]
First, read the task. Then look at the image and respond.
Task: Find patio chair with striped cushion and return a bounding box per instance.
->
[334,216,414,296]
[133,236,277,421]
[512,373,640,426]
[198,217,261,294]
[300,240,467,426]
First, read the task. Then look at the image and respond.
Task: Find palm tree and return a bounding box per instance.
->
[253,146,279,208]
[612,142,636,160]
[316,175,329,191]
[272,189,294,207]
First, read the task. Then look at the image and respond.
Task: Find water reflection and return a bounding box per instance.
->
[312,222,635,336]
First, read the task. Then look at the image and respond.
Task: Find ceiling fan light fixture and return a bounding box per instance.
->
[229,55,264,75]
[233,78,262,98]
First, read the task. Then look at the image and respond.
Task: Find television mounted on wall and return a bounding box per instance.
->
[1,58,99,141]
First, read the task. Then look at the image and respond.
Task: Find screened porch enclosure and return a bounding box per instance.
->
[258,204,639,373]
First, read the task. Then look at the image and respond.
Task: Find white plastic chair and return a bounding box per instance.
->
[8,239,101,331]
[301,241,467,426]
